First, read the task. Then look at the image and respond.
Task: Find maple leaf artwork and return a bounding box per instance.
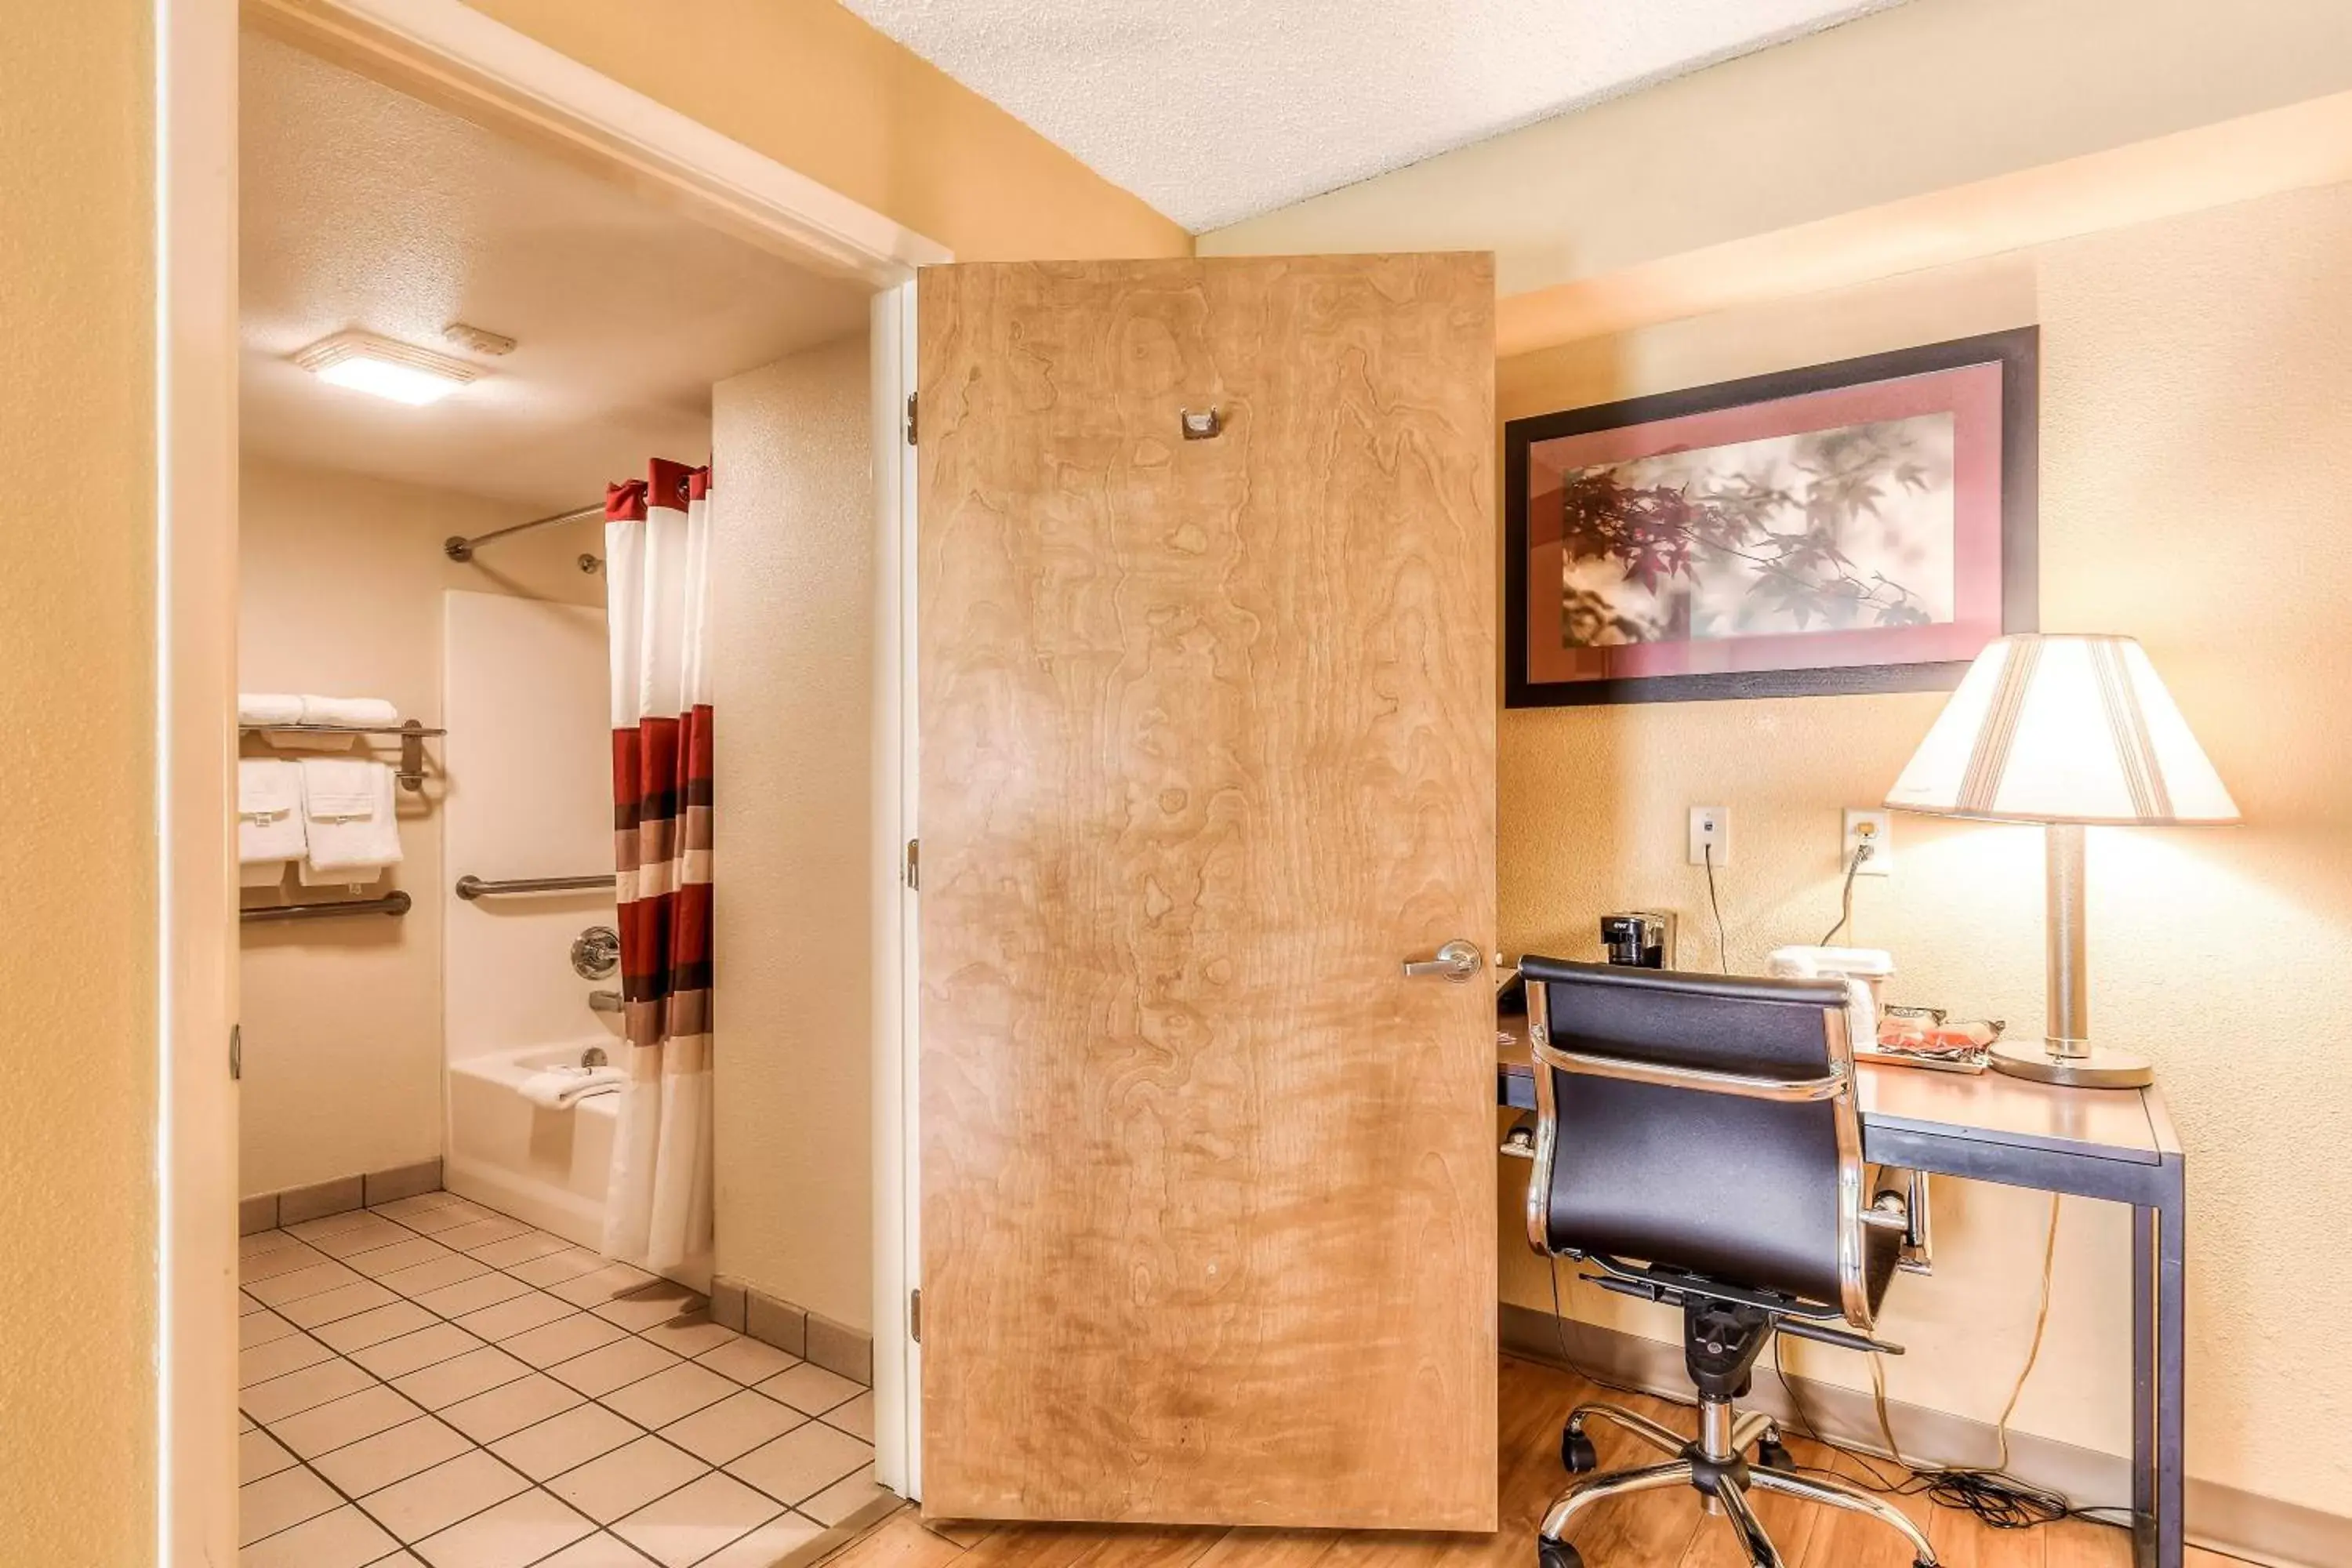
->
[1548,416,1954,648]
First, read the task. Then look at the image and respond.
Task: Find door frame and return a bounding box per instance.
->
[165,2,945,1555]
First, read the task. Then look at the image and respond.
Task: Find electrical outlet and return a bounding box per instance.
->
[1842,808,1893,877]
[1688,805,1730,867]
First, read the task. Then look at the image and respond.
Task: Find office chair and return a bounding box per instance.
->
[1519,956,1936,1568]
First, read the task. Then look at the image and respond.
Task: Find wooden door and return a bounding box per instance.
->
[916,255,1497,1531]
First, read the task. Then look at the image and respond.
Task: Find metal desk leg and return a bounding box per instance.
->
[2133,1201,2153,1567]
[2158,1174,2187,1568]
[2132,1175,2187,1568]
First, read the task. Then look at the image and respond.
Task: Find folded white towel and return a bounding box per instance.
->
[238,759,306,877]
[299,695,401,728]
[238,692,304,728]
[241,861,287,890]
[301,757,378,821]
[300,759,402,880]
[519,1065,627,1110]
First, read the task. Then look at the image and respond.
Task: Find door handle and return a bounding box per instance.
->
[1403,939,1484,983]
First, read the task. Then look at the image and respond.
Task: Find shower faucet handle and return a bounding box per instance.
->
[572,925,621,979]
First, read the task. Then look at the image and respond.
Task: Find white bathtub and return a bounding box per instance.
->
[445,1042,618,1250]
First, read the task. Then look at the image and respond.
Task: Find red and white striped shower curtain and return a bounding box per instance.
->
[602,459,715,1275]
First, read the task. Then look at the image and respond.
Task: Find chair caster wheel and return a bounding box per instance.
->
[1755,1437,1794,1471]
[1560,1425,1598,1474]
[1537,1540,1584,1568]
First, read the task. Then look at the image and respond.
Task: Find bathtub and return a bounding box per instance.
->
[445,1042,618,1250]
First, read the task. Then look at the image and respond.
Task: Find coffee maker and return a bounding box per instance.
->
[1599,911,1674,969]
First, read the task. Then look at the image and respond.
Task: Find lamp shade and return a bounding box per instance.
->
[1885,633,2239,826]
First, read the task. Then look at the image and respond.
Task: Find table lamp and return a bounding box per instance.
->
[1884,633,2238,1088]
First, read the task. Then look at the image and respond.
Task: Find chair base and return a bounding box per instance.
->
[1534,1396,1938,1568]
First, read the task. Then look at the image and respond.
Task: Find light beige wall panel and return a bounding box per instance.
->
[1201,0,2352,299]
[710,334,877,1332]
[238,458,602,1196]
[440,591,616,1067]
[1494,182,2352,1517]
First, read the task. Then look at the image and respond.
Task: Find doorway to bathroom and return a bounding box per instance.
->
[218,5,934,1563]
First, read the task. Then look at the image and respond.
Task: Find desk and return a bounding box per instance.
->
[1497,1016,2187,1568]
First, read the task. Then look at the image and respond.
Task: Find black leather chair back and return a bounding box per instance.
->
[1522,956,1860,1313]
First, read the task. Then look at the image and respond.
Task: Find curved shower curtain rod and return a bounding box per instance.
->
[443,501,604,563]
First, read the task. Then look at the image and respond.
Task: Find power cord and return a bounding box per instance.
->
[1768,1192,2092,1531]
[1703,843,1730,975]
[1817,840,1874,946]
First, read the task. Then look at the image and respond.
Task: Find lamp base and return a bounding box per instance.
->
[1988,1038,2153,1090]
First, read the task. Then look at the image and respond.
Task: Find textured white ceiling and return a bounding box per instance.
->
[840,0,1910,232]
[241,34,870,512]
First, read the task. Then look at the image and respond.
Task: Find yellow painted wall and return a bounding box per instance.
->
[0,0,159,1561]
[464,0,1191,260]
[1500,186,2352,1515]
[1202,0,2352,298]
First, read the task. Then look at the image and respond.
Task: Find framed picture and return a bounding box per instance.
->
[1504,328,2038,707]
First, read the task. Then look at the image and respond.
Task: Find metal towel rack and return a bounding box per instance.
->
[240,718,444,792]
[242,890,412,924]
[456,873,613,900]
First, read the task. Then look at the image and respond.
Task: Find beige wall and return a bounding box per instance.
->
[464,0,1191,261]
[238,457,603,1196]
[707,333,879,1332]
[1201,0,2352,299]
[1496,185,2352,1515]
[0,0,158,1557]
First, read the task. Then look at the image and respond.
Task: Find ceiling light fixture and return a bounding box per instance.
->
[291,329,481,406]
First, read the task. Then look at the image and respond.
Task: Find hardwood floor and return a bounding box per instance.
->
[818,1356,2222,1568]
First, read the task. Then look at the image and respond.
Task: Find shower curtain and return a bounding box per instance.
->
[601,458,715,1275]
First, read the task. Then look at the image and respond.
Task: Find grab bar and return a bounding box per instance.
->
[456,873,612,900]
[242,890,412,924]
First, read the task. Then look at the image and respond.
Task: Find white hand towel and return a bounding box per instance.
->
[241,861,288,890]
[301,758,377,821]
[238,759,306,878]
[300,759,402,880]
[519,1065,627,1110]
[238,692,304,728]
[299,695,401,728]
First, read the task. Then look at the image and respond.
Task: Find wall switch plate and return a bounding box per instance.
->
[1688,806,1730,867]
[1843,808,1893,876]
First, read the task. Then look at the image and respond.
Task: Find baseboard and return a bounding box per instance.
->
[1501,1304,2349,1568]
[711,1274,874,1387]
[238,1158,442,1233]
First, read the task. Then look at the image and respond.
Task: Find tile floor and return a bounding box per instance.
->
[240,1189,882,1568]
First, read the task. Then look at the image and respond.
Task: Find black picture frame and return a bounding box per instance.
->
[1502,326,2039,708]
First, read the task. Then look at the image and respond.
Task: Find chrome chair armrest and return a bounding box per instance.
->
[1532,1036,1848,1104]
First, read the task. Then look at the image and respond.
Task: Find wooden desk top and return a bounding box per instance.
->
[1497,1014,2178,1168]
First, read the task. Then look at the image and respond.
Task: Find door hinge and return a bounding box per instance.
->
[230,1023,242,1082]
[909,1287,922,1343]
[904,391,917,446]
[903,837,920,891]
